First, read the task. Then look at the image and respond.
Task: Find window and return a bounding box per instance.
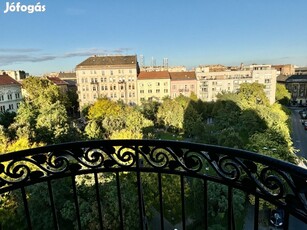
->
[120,85,124,90]
[265,79,271,84]
[82,87,85,91]
[7,94,12,100]
[17,103,20,108]
[110,70,113,75]
[140,90,144,94]
[93,86,96,91]
[129,70,132,74]
[164,89,168,93]
[0,95,4,101]
[164,82,168,86]
[101,86,104,90]
[156,82,160,86]
[148,90,152,93]
[8,104,14,110]
[102,70,105,75]
[114,85,116,90]
[0,105,5,112]
[121,93,124,98]
[156,89,160,93]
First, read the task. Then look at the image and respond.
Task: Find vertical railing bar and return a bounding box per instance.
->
[204,179,208,230]
[253,195,259,230]
[94,172,103,230]
[136,145,145,230]
[116,172,124,230]
[158,173,164,230]
[47,180,59,230]
[283,209,289,230]
[21,187,32,230]
[228,186,234,230]
[181,175,186,230]
[71,176,81,230]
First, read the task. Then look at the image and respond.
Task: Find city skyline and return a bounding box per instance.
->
[0,0,307,75]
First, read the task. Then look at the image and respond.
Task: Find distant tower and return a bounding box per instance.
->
[163,58,168,69]
[140,55,144,67]
[151,57,156,67]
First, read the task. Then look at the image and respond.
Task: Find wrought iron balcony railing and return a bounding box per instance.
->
[0,140,306,230]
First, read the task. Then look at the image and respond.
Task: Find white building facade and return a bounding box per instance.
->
[196,64,277,104]
[0,74,23,113]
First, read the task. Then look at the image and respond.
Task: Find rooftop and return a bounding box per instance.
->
[286,74,307,83]
[58,72,76,79]
[138,71,170,80]
[76,55,137,67]
[0,73,21,86]
[170,71,196,80]
[46,76,69,85]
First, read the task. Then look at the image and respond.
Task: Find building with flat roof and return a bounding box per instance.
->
[0,70,28,81]
[272,64,295,76]
[196,64,277,104]
[76,55,139,108]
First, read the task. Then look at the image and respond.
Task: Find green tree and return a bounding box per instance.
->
[275,83,291,105]
[157,98,184,132]
[35,101,70,144]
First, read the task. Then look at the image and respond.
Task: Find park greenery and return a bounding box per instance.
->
[0,78,296,229]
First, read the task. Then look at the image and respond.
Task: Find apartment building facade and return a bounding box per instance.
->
[285,74,307,105]
[76,55,139,108]
[272,64,295,76]
[0,70,27,81]
[0,74,23,113]
[137,71,171,104]
[169,72,197,99]
[196,64,277,104]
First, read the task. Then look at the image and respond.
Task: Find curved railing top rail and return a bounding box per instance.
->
[0,140,307,223]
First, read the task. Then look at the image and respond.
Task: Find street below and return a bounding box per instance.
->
[290,107,307,160]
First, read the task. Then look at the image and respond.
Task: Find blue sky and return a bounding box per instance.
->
[0,0,307,75]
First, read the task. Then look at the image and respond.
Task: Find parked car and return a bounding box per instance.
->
[269,209,284,228]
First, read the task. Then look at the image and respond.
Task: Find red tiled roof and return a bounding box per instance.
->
[138,71,170,80]
[170,71,196,80]
[0,74,21,86]
[46,76,68,85]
